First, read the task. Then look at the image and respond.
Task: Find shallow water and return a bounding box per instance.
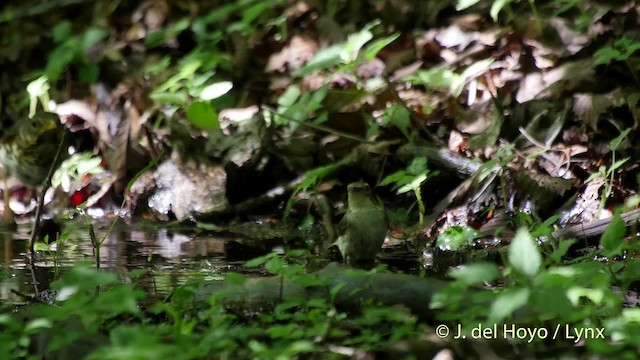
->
[0,218,427,305]
[0,219,244,304]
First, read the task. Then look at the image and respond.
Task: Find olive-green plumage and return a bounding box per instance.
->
[335,182,387,265]
[0,112,68,186]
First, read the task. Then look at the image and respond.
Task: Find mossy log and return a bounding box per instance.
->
[196,262,459,319]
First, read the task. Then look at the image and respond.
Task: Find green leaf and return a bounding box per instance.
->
[549,239,576,263]
[593,47,622,66]
[242,2,268,24]
[405,68,458,90]
[457,0,481,10]
[450,58,494,97]
[53,21,72,43]
[342,24,375,63]
[81,27,108,50]
[509,228,541,278]
[436,225,478,251]
[187,101,219,130]
[295,164,337,193]
[380,170,412,187]
[397,173,427,194]
[449,262,500,285]
[609,128,631,151]
[296,44,342,76]
[489,287,529,322]
[200,81,233,100]
[150,91,188,105]
[245,253,278,268]
[45,43,77,80]
[608,158,629,174]
[145,30,167,48]
[278,85,301,108]
[407,156,428,176]
[225,272,248,286]
[24,318,52,333]
[79,63,100,83]
[601,213,625,257]
[363,33,400,60]
[490,0,516,22]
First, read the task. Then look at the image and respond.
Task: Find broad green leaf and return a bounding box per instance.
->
[601,213,625,257]
[449,262,500,285]
[225,272,248,286]
[530,286,573,316]
[201,81,233,100]
[186,101,219,130]
[82,27,108,50]
[278,85,301,107]
[380,170,412,187]
[46,43,77,80]
[407,156,428,176]
[594,47,621,66]
[457,0,481,10]
[549,239,576,263]
[295,45,342,76]
[53,21,72,43]
[25,318,52,333]
[245,253,278,267]
[436,225,478,251]
[509,227,541,278]
[489,287,529,322]
[242,2,268,24]
[397,173,427,194]
[79,63,99,83]
[341,23,376,63]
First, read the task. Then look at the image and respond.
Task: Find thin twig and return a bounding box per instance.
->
[28,130,67,252]
[261,105,368,143]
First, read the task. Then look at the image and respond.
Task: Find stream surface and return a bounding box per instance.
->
[0,219,248,304]
[0,219,428,305]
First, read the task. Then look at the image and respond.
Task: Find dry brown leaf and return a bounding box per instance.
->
[265,35,319,73]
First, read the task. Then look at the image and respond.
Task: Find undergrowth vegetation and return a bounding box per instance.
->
[2,0,640,358]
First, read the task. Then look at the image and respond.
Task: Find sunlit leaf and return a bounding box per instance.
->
[363,33,399,60]
[436,225,478,251]
[457,0,481,10]
[449,262,500,285]
[489,287,529,322]
[201,81,233,100]
[509,228,541,278]
[490,0,516,22]
[342,24,375,63]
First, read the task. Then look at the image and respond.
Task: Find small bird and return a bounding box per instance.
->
[335,182,388,266]
[0,112,70,249]
[0,112,69,186]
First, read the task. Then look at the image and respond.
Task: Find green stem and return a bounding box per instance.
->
[414,188,425,228]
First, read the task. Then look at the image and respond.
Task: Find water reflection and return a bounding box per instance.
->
[0,222,234,304]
